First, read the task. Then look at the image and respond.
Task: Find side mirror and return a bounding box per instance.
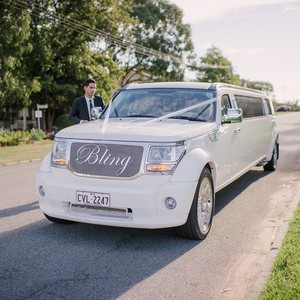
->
[91,107,103,121]
[223,108,242,123]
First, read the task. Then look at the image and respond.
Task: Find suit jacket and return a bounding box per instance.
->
[69,95,104,124]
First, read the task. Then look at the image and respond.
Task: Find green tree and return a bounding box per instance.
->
[197,45,275,95]
[240,79,274,94]
[116,0,194,85]
[196,45,236,84]
[0,2,40,128]
[25,0,131,130]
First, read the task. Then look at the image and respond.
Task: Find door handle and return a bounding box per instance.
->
[234,127,241,133]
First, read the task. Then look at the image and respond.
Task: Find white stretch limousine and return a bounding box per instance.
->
[36,82,279,240]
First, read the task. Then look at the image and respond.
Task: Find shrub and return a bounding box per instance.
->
[30,128,46,141]
[20,130,33,143]
[0,132,19,146]
[0,128,46,146]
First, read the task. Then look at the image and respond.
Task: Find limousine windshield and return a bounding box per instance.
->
[101,88,217,122]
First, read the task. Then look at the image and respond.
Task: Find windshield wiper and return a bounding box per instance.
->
[168,116,206,122]
[125,114,157,118]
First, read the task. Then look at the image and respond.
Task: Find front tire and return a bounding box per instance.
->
[44,213,73,224]
[177,167,215,240]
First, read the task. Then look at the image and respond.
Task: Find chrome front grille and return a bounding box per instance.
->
[70,204,130,218]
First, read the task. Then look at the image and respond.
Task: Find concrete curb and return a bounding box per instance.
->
[0,158,43,167]
[248,192,300,299]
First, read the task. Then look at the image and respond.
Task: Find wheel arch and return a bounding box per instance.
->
[176,166,215,240]
[39,152,51,172]
[171,148,216,185]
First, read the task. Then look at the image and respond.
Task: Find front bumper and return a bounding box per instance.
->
[36,168,197,229]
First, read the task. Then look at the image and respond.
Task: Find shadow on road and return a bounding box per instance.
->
[0,167,272,300]
[215,168,270,215]
[0,218,199,299]
[0,201,39,218]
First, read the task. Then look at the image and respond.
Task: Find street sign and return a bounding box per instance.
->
[36,104,48,130]
[35,110,42,118]
[38,104,48,109]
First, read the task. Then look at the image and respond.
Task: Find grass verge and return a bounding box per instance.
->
[0,139,52,166]
[259,201,300,299]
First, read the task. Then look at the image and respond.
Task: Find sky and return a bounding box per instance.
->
[169,0,300,103]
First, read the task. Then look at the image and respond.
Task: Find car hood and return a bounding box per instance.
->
[56,118,217,143]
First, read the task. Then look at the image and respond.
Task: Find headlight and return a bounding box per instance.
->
[51,140,67,168]
[146,142,185,173]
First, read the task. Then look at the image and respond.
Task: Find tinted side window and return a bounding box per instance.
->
[264,98,273,115]
[235,95,264,118]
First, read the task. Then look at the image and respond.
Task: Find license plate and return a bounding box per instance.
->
[76,191,110,207]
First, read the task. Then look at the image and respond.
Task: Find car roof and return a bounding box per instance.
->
[121,82,267,96]
[122,81,215,90]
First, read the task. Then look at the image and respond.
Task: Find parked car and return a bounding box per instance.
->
[276,105,291,112]
[36,82,279,240]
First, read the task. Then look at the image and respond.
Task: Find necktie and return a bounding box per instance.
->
[89,100,93,120]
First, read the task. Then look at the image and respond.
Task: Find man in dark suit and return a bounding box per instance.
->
[69,78,105,124]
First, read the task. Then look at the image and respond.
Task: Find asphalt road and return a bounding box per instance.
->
[1,112,300,300]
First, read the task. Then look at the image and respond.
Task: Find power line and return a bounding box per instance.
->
[4,0,235,79]
[4,0,182,64]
